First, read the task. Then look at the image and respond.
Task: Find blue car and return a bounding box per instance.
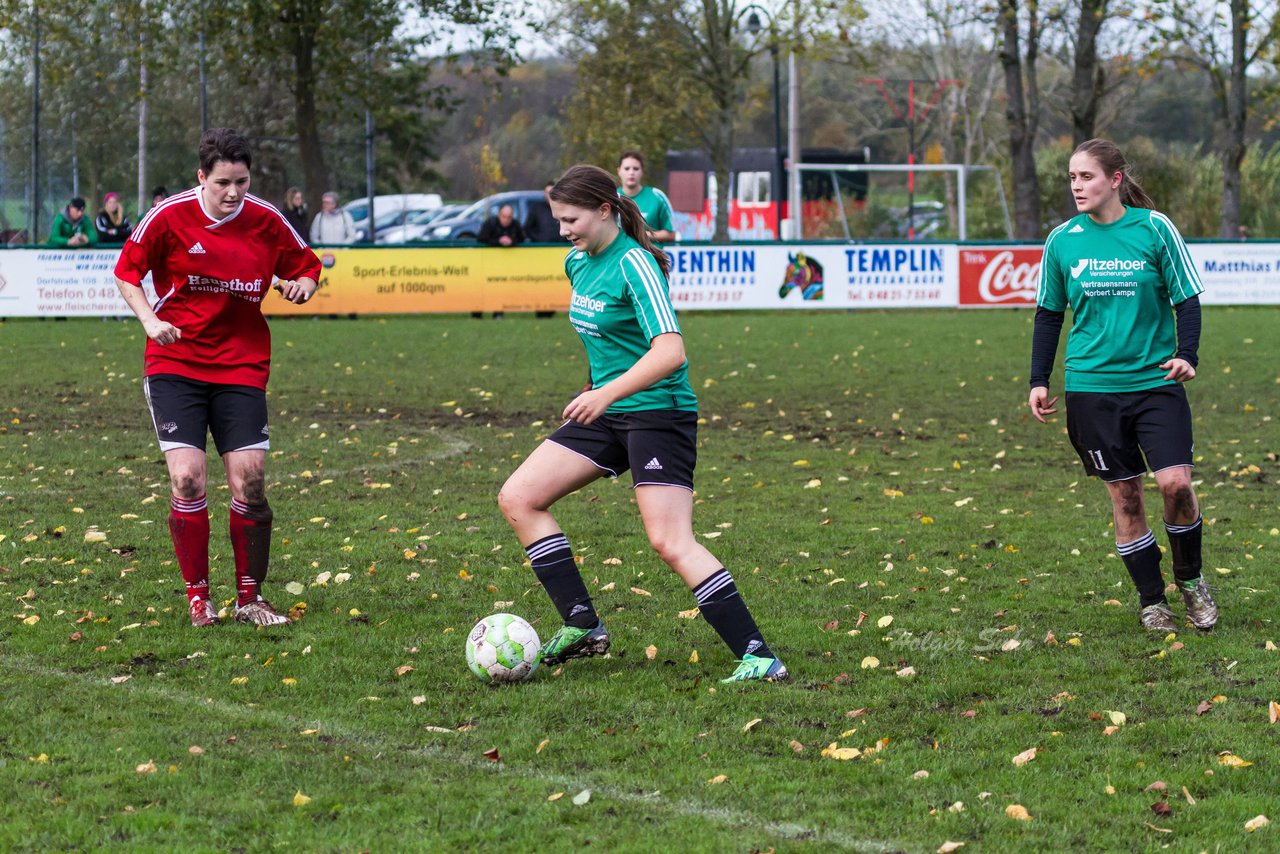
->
[425,190,548,242]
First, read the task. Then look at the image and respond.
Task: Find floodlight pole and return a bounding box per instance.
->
[743,5,784,240]
[788,0,801,239]
[30,0,40,243]
[364,49,375,244]
[860,78,959,240]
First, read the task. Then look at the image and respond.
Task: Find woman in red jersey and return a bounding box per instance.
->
[114,128,320,628]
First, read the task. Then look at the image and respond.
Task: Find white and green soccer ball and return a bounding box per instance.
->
[465,613,540,684]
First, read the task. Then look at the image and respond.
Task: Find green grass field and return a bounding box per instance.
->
[2,309,1278,852]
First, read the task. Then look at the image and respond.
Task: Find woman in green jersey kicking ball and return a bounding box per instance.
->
[1029,138,1217,633]
[498,164,787,682]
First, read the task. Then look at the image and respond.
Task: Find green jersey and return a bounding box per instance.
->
[1037,206,1203,393]
[565,231,696,413]
[619,186,675,236]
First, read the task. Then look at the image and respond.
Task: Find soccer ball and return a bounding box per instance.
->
[465,613,540,684]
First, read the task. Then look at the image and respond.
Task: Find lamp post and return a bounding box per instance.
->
[744,6,783,240]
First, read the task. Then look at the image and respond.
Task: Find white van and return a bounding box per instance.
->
[344,193,443,242]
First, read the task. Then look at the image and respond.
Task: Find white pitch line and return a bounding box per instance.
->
[3,655,902,852]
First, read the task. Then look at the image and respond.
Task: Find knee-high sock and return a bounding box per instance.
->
[230,498,273,606]
[693,568,774,660]
[526,533,597,628]
[1165,516,1203,585]
[1116,530,1166,607]
[170,494,210,604]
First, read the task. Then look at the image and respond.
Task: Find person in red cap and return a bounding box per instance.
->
[95,192,133,244]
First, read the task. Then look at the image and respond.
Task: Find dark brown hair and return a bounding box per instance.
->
[551,164,669,277]
[1072,138,1154,209]
[199,127,252,175]
[618,150,645,169]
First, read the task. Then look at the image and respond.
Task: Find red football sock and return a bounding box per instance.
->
[169,494,210,604]
[230,498,273,606]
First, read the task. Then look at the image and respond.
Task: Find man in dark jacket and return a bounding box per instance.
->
[477,204,525,247]
[524,183,561,243]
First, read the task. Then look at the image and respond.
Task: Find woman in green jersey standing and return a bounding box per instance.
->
[1029,138,1217,633]
[617,151,677,244]
[498,164,786,682]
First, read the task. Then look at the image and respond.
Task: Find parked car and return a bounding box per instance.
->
[343,193,443,242]
[424,191,546,242]
[377,203,469,244]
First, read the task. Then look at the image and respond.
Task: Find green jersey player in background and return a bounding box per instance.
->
[1029,138,1217,634]
[617,151,676,244]
[498,164,786,683]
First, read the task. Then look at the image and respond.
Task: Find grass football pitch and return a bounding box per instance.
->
[1,308,1278,852]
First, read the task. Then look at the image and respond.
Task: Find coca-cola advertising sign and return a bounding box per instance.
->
[959,246,1042,307]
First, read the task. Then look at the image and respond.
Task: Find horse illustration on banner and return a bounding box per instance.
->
[779,252,824,301]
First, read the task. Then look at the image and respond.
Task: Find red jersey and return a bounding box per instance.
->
[115,187,320,389]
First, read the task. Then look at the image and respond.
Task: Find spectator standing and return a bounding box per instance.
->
[478,204,526,247]
[95,192,133,244]
[283,187,308,238]
[309,191,356,245]
[49,197,97,247]
[524,183,562,243]
[151,187,170,210]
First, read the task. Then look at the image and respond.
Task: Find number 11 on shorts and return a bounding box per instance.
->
[1089,449,1109,471]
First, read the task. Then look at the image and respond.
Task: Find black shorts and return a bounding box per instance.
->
[547,410,698,490]
[1066,385,1194,481]
[143,374,270,455]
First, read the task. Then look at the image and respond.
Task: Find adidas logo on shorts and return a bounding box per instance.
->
[188,242,207,254]
[644,457,663,471]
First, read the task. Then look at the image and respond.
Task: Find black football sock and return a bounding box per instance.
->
[526,533,598,629]
[693,568,774,660]
[1116,530,1167,607]
[1165,516,1203,585]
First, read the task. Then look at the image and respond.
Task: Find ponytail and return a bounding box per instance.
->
[1074,138,1154,210]
[550,164,670,278]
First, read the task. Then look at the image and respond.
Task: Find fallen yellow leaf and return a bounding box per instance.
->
[1269,700,1280,724]
[938,843,965,854]
[861,656,880,669]
[877,615,893,628]
[547,792,564,802]
[1245,815,1269,832]
[821,743,862,760]
[742,718,762,733]
[1012,747,1038,766]
[135,760,157,774]
[292,791,311,807]
[707,774,728,784]
[536,739,550,754]
[689,649,699,663]
[644,645,658,660]
[630,587,651,597]
[1005,804,1033,821]
[1219,753,1253,767]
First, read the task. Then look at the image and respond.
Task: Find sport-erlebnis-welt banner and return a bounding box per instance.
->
[3,241,1279,317]
[0,246,571,317]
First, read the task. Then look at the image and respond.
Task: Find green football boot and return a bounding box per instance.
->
[539,621,611,665]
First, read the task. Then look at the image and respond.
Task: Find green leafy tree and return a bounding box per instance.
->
[1152,0,1280,237]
